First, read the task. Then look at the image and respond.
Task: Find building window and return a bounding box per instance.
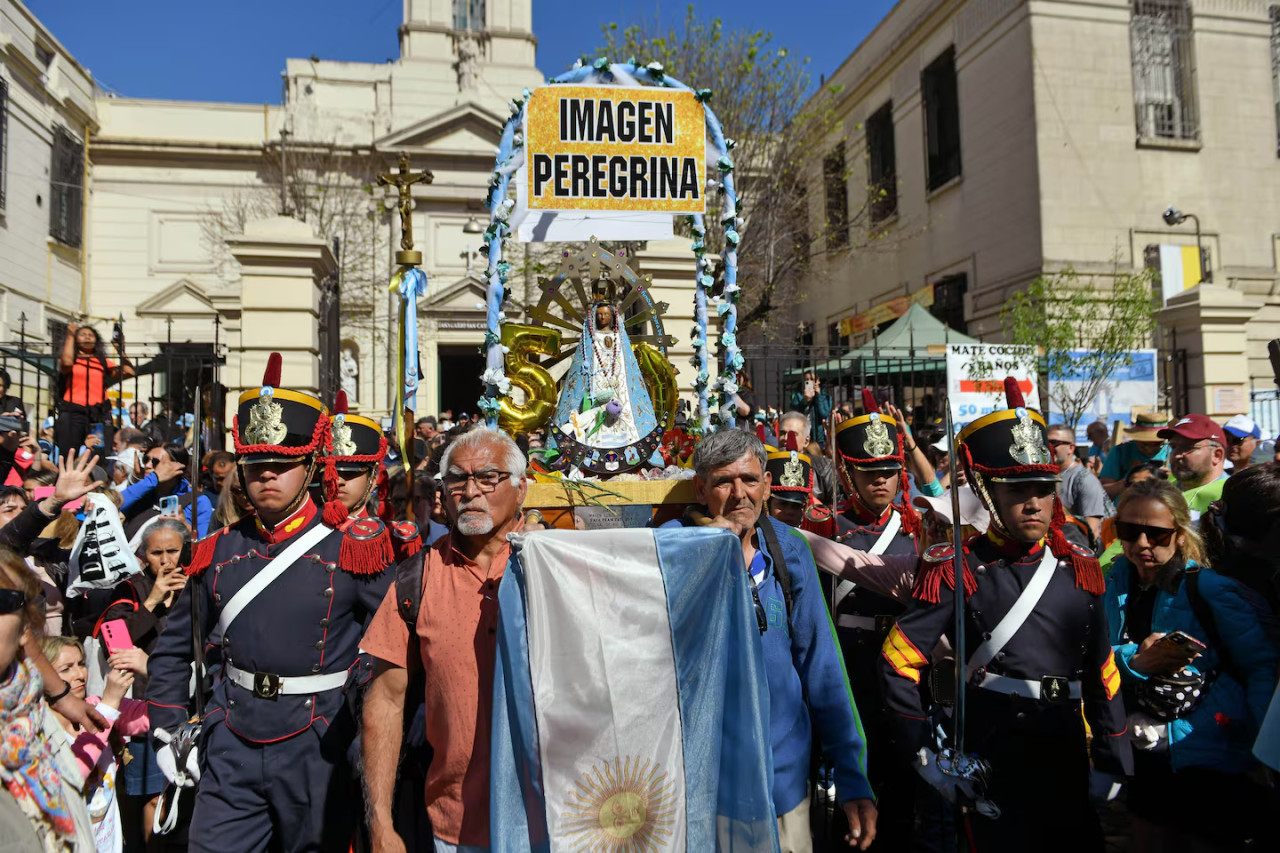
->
[0,78,7,210]
[922,48,962,191]
[1271,6,1279,155]
[866,101,897,222]
[49,126,84,248]
[930,274,968,333]
[823,143,849,250]
[1130,0,1200,142]
[453,0,485,30]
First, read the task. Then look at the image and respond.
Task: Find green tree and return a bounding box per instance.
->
[975,266,1159,429]
[591,8,852,340]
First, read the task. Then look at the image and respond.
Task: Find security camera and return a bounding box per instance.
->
[1163,207,1184,226]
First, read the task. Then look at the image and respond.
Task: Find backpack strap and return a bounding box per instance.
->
[394,549,428,670]
[1184,569,1245,687]
[757,517,794,625]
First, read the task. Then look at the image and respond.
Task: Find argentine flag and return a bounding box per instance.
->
[491,528,780,852]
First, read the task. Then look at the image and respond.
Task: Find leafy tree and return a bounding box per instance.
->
[973,266,1159,429]
[591,8,856,340]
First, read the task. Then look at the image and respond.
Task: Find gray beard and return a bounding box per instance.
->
[456,513,495,536]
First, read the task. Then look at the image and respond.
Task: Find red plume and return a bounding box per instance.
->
[784,431,799,452]
[262,352,282,388]
[755,423,766,443]
[861,388,879,414]
[1004,376,1025,409]
[334,390,348,416]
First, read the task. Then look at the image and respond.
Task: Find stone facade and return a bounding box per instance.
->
[801,0,1280,416]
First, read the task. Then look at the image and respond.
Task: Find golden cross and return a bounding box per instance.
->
[377,152,433,258]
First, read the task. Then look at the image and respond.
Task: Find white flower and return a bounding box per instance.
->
[721,380,739,395]
[481,368,511,395]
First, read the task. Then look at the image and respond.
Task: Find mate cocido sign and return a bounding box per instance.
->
[524,86,707,214]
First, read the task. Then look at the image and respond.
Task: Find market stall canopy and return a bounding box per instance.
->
[788,303,980,377]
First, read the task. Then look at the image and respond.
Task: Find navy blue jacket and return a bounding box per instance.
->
[146,499,392,743]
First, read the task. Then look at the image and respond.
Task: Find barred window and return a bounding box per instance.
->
[0,78,8,210]
[866,101,897,222]
[922,48,962,191]
[929,274,968,334]
[823,143,849,250]
[1130,0,1200,142]
[49,125,84,248]
[1271,6,1279,155]
[453,0,484,30]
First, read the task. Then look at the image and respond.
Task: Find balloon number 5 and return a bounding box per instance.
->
[498,323,563,435]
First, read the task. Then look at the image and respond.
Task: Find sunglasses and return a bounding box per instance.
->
[0,589,26,615]
[1047,440,1074,449]
[1115,521,1177,547]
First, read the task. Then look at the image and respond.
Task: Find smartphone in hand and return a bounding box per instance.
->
[90,423,105,441]
[1154,631,1206,653]
[100,619,135,656]
[159,495,181,517]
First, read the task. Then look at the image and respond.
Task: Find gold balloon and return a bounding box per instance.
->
[634,341,679,432]
[498,323,563,435]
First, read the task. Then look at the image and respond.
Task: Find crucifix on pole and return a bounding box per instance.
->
[376,152,434,519]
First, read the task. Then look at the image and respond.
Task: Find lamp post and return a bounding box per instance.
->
[1162,206,1210,283]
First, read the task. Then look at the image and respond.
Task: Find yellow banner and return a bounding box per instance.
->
[838,285,935,337]
[524,86,707,213]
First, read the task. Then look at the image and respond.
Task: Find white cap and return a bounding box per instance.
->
[1222,414,1261,440]
[913,488,990,532]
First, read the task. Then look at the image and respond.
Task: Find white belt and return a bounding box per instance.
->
[224,663,349,698]
[976,672,1081,701]
[837,614,880,631]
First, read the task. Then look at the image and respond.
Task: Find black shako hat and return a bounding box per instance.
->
[765,433,814,505]
[233,352,329,464]
[328,391,387,473]
[955,377,1058,484]
[834,389,904,471]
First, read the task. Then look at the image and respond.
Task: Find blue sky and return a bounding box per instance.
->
[27,0,898,103]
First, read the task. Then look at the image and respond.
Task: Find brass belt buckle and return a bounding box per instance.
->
[1040,675,1068,704]
[253,671,281,700]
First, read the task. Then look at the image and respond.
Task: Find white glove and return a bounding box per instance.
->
[1128,712,1169,752]
[154,728,201,788]
[1088,770,1123,804]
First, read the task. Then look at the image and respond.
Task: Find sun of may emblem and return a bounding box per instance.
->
[245,393,287,445]
[781,452,805,488]
[331,418,355,456]
[562,756,678,852]
[1009,408,1050,465]
[863,414,896,458]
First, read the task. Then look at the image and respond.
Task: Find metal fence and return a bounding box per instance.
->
[1251,388,1280,440]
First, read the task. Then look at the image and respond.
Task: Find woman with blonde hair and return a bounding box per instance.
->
[1104,478,1279,851]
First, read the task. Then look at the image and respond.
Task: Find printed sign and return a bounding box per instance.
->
[1047,349,1159,442]
[838,285,935,337]
[524,86,706,214]
[946,344,1040,430]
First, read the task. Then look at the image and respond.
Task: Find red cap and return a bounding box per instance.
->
[1158,413,1225,444]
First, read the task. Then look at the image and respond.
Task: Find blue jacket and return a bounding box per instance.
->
[1104,558,1278,773]
[121,473,213,538]
[664,513,872,813]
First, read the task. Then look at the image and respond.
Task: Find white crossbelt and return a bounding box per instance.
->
[965,547,1058,679]
[833,509,901,613]
[837,614,878,630]
[224,663,349,696]
[976,672,1082,700]
[213,523,333,638]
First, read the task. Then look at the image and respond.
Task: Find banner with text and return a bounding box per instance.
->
[1048,349,1159,443]
[946,344,1040,430]
[838,285,935,337]
[524,86,707,214]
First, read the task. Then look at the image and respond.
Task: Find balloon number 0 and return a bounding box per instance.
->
[498,323,563,435]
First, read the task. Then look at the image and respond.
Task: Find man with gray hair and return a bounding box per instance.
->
[361,428,528,853]
[778,408,839,506]
[664,429,877,851]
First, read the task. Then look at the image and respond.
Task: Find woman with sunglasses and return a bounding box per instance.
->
[1104,478,1278,851]
[118,442,212,538]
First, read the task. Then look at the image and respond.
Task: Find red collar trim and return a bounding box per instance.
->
[984,527,1046,559]
[255,498,317,545]
[840,494,894,526]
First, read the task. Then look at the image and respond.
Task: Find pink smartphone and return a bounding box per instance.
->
[100,619,135,656]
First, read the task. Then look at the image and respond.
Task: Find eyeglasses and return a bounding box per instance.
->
[0,589,26,615]
[1224,434,1250,447]
[1047,440,1074,449]
[749,582,768,634]
[441,470,513,495]
[1169,440,1213,456]
[1115,521,1177,547]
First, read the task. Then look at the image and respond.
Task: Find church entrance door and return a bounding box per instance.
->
[437,345,485,419]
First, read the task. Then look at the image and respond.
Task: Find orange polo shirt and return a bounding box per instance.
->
[361,526,519,847]
[62,356,116,406]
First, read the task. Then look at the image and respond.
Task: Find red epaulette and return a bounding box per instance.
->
[801,504,838,539]
[911,542,978,604]
[389,521,422,562]
[338,516,395,576]
[185,528,225,577]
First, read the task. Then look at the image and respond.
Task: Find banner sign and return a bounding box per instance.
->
[524,86,706,214]
[1048,349,1158,442]
[946,343,1040,430]
[839,285,935,337]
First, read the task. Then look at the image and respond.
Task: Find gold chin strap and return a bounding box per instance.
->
[969,469,1013,540]
[353,464,379,516]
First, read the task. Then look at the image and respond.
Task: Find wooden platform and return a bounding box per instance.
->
[526,478,696,529]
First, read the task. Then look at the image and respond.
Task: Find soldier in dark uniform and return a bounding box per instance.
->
[326,390,421,568]
[830,390,928,850]
[878,378,1133,852]
[146,354,394,852]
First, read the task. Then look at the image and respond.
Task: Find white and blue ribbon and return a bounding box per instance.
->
[395,266,429,413]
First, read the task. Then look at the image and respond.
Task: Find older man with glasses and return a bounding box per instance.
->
[361,427,529,853]
[1158,414,1229,526]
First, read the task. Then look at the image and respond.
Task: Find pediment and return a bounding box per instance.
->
[136,278,216,317]
[377,102,506,153]
[420,275,524,314]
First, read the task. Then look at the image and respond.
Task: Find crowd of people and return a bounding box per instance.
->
[1,343,1279,853]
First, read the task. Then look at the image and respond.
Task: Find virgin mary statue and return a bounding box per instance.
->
[549,301,662,471]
